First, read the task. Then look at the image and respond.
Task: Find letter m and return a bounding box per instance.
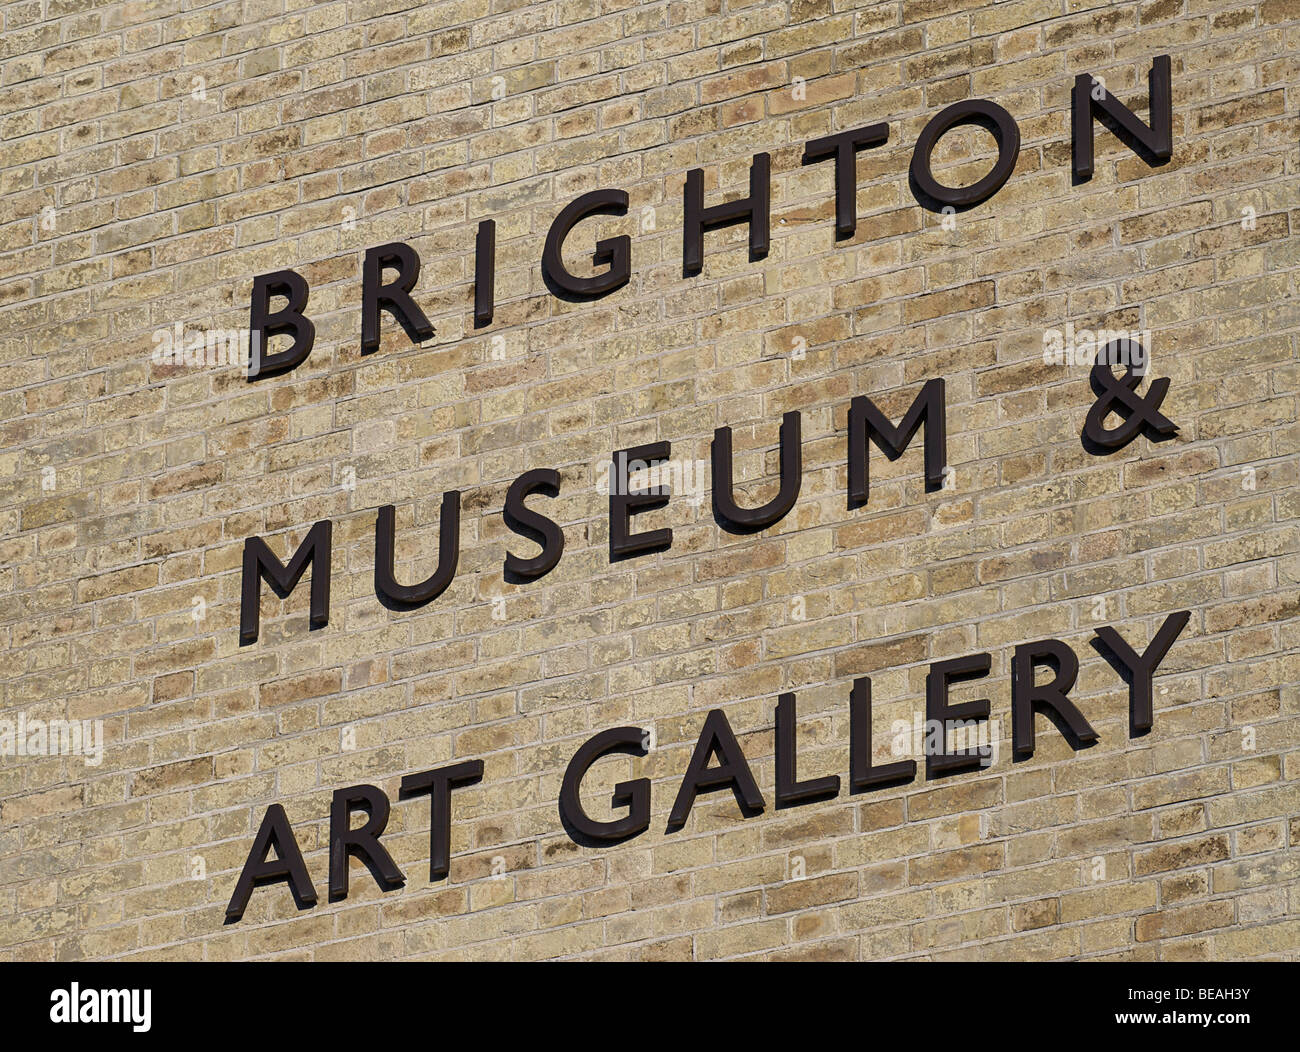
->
[240,520,332,644]
[102,990,130,1023]
[848,378,946,505]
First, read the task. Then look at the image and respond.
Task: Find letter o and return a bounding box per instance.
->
[910,99,1021,209]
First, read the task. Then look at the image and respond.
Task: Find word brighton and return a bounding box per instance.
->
[241,59,1171,377]
[227,611,1188,922]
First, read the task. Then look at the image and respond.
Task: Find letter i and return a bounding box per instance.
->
[475,219,495,327]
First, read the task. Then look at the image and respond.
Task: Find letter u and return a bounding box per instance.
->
[712,411,801,530]
[375,491,460,607]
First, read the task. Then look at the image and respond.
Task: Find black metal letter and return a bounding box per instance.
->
[683,152,770,275]
[559,727,650,843]
[848,378,947,506]
[226,804,317,922]
[475,219,495,326]
[329,784,404,900]
[240,520,331,644]
[248,269,314,379]
[925,653,991,777]
[910,99,1020,209]
[399,760,484,881]
[609,442,673,559]
[849,677,916,790]
[504,468,564,579]
[1073,55,1172,181]
[801,124,890,237]
[713,410,801,531]
[542,189,630,298]
[375,493,460,608]
[775,692,840,807]
[361,241,434,354]
[1093,610,1190,733]
[1012,639,1096,757]
[667,709,765,831]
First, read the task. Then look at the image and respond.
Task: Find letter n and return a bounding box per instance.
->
[848,378,946,506]
[240,520,332,644]
[1073,55,1172,181]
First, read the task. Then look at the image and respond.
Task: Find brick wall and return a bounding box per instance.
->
[1,0,1297,960]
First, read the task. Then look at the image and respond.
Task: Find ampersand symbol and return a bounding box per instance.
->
[1083,340,1179,452]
